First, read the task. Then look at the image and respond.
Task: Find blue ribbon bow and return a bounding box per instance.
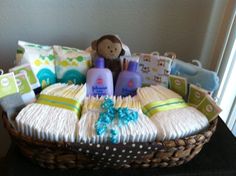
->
[95,97,138,143]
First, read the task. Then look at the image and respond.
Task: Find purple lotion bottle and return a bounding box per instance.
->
[86,57,113,96]
[115,61,142,97]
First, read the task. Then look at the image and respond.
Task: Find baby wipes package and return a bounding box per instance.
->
[53,45,92,84]
[16,41,56,88]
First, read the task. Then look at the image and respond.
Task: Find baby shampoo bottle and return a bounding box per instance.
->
[115,61,142,97]
[86,57,113,96]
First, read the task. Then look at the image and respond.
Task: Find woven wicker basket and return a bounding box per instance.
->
[2,112,218,170]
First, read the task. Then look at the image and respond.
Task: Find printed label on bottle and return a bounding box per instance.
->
[128,80,134,88]
[121,79,136,96]
[92,78,108,96]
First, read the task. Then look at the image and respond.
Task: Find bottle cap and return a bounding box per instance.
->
[127,61,138,72]
[95,57,105,68]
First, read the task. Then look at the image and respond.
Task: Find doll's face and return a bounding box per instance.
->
[97,39,122,59]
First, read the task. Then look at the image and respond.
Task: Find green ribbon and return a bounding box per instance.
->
[142,98,188,117]
[37,94,81,116]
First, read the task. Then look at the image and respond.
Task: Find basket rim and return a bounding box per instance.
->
[2,111,218,149]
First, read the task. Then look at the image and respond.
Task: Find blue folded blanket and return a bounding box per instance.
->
[171,59,219,92]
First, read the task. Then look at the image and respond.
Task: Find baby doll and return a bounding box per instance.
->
[90,35,130,84]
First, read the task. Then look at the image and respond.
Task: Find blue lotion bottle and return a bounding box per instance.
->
[115,61,142,97]
[86,57,113,96]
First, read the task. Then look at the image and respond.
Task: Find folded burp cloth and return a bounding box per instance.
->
[137,85,209,141]
[138,53,173,87]
[53,45,91,84]
[77,96,157,144]
[171,59,219,92]
[16,41,56,88]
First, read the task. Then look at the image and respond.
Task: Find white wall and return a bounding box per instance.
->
[0,0,219,71]
[0,0,228,157]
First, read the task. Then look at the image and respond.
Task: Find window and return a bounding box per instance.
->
[216,12,236,135]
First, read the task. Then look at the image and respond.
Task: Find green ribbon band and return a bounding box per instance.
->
[142,98,188,117]
[37,94,81,116]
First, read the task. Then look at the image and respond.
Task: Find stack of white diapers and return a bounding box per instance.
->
[77,96,158,144]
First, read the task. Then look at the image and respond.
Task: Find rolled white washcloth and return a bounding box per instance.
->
[137,85,209,141]
[15,83,86,142]
[77,96,157,144]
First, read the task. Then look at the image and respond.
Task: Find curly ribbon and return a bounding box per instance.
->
[95,97,138,144]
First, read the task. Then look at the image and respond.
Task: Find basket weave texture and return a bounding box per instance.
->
[2,112,218,170]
